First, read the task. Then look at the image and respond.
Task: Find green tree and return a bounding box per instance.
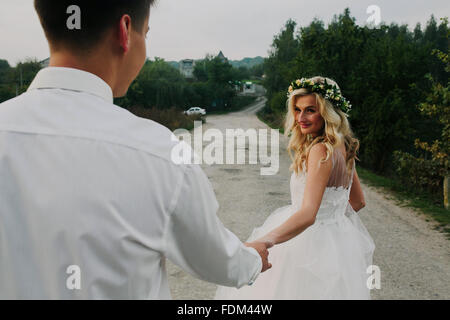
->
[0,59,10,83]
[191,55,236,109]
[415,31,450,176]
[120,58,186,109]
[0,59,13,102]
[0,58,42,103]
[264,19,300,101]
[249,63,264,78]
[12,59,42,90]
[392,34,449,204]
[261,9,449,175]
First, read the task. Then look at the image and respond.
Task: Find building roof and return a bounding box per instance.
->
[39,57,50,68]
[217,51,227,62]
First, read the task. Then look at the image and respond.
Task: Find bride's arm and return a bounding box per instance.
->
[349,169,365,212]
[257,143,333,246]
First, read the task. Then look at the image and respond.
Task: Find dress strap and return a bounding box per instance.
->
[347,159,356,199]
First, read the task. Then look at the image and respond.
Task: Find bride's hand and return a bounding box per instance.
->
[244,241,272,272]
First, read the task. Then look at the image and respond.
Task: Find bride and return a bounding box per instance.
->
[215,76,375,300]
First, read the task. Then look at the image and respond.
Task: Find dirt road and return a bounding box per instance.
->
[167,98,450,300]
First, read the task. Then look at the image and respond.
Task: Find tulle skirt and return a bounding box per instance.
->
[215,203,375,300]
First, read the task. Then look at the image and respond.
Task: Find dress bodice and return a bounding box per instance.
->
[290,147,355,221]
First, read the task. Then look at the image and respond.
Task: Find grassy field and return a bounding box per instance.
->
[207,96,258,115]
[256,108,285,134]
[357,166,450,239]
[127,106,204,131]
[127,96,258,130]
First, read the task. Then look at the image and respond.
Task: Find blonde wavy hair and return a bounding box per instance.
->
[284,76,359,175]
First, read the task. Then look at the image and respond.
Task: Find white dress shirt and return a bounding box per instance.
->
[0,67,261,299]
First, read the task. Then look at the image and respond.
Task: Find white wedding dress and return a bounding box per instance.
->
[215,148,375,299]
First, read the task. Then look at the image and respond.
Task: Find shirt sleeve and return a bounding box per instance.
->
[163,164,262,288]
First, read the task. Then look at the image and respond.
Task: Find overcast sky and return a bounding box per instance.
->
[0,0,449,66]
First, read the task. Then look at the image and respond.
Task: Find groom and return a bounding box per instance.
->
[0,0,271,299]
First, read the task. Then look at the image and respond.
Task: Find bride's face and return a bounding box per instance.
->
[294,95,324,137]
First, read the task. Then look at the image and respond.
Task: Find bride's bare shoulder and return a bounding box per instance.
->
[305,143,331,171]
[310,142,328,155]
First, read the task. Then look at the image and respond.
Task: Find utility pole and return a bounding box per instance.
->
[20,66,23,88]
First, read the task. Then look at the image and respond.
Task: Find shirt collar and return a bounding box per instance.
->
[27,67,114,104]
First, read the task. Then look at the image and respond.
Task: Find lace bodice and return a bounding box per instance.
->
[290,147,355,220]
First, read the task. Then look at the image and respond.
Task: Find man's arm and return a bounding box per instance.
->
[163,164,269,288]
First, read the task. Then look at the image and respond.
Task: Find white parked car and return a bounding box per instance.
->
[183,107,206,115]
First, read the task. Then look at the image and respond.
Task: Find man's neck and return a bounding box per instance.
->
[49,50,117,95]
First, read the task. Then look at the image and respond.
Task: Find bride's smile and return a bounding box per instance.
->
[294,94,324,137]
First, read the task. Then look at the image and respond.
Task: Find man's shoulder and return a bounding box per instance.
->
[116,108,182,161]
[0,94,23,110]
[73,98,184,165]
[0,89,183,166]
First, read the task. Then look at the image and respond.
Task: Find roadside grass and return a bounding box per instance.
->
[127,106,204,131]
[256,108,285,134]
[207,96,258,115]
[357,166,450,239]
[127,96,259,131]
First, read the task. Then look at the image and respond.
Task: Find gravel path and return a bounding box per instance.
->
[167,98,450,300]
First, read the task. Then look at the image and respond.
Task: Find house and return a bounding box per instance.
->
[217,51,227,63]
[179,59,195,79]
[39,57,50,68]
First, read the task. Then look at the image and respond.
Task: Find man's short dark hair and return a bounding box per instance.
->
[34,0,155,51]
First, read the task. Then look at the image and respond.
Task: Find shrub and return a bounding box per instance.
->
[393,150,444,203]
[127,106,204,131]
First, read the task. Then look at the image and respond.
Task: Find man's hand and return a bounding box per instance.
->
[244,241,273,273]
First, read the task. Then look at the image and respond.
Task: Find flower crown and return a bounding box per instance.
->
[287,78,352,115]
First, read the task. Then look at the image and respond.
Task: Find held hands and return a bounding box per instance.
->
[244,240,273,273]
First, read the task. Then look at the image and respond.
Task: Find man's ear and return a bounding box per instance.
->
[118,14,132,54]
